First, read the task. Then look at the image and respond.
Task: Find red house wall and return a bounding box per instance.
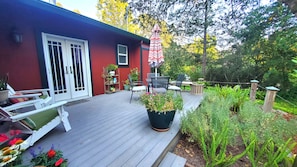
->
[0,1,150,96]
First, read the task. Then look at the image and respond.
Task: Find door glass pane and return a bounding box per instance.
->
[48,41,67,94]
[71,44,85,91]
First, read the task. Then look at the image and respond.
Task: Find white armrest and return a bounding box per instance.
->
[3,99,43,112]
[18,89,50,94]
[10,101,67,121]
[9,93,42,99]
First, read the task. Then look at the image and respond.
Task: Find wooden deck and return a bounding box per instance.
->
[22,91,203,167]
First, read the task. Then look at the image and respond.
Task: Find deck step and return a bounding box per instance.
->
[158,152,187,167]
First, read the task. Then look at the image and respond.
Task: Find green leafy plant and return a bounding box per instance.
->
[198,122,249,167]
[106,64,118,72]
[130,68,139,81]
[30,146,68,167]
[140,91,183,112]
[181,86,297,166]
[0,73,8,91]
[242,131,295,167]
[123,79,129,85]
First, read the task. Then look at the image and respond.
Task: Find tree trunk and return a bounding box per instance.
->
[202,0,208,77]
[279,0,297,16]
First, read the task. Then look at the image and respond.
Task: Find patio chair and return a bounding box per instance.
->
[7,84,52,108]
[0,100,71,150]
[128,74,147,103]
[146,73,160,83]
[168,74,185,94]
[151,76,170,94]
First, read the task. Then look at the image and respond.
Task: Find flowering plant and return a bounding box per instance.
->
[0,130,24,166]
[140,91,183,112]
[30,145,68,167]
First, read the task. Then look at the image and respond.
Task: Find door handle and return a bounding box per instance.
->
[65,66,68,74]
[70,66,73,74]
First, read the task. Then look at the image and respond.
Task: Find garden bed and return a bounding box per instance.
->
[174,134,251,167]
[176,86,297,166]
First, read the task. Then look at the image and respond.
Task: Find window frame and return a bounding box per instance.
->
[117,44,128,66]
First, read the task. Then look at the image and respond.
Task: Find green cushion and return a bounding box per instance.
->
[21,117,37,129]
[29,109,59,130]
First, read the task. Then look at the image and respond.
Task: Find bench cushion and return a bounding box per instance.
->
[29,109,59,130]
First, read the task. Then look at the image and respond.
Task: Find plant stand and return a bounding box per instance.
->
[146,110,176,132]
[103,67,120,94]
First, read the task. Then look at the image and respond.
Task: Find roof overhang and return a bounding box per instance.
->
[17,0,150,44]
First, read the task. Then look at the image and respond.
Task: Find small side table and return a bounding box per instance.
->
[190,84,204,95]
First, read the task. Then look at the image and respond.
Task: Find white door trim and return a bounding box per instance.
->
[41,32,92,102]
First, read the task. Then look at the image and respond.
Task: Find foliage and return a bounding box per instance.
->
[235,2,297,97]
[130,67,139,81]
[0,73,8,91]
[106,64,118,72]
[242,131,295,167]
[290,57,297,90]
[140,91,183,112]
[187,66,203,82]
[30,146,67,167]
[161,42,188,79]
[181,87,297,166]
[197,121,249,167]
[0,130,23,167]
[97,0,139,32]
[213,85,249,112]
[123,79,129,85]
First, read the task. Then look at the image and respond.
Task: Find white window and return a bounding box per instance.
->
[117,44,128,65]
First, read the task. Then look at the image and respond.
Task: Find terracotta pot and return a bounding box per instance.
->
[146,109,176,132]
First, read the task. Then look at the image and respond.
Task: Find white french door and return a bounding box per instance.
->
[42,33,92,101]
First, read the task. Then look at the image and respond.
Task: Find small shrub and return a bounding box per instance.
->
[181,86,297,166]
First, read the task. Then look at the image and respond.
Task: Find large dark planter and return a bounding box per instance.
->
[146,109,176,132]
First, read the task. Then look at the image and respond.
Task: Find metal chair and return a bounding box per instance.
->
[168,74,185,94]
[151,76,170,94]
[128,74,147,103]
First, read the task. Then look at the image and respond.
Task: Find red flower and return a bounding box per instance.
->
[47,149,56,158]
[55,158,64,166]
[0,134,8,142]
[8,138,23,146]
[9,130,21,136]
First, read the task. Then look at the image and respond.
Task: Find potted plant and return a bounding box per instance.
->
[123,79,130,91]
[106,64,118,76]
[130,68,139,82]
[0,73,9,102]
[140,91,183,132]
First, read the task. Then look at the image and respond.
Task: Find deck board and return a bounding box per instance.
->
[22,91,203,166]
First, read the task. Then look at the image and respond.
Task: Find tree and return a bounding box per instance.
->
[279,0,297,16]
[237,2,297,93]
[73,9,81,14]
[96,0,139,32]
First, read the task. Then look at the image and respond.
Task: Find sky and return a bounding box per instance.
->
[43,0,273,21]
[43,0,99,20]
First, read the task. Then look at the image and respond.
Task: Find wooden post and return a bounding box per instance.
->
[190,84,204,95]
[263,86,279,112]
[250,80,259,101]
